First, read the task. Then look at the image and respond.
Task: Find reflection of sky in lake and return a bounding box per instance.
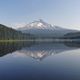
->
[0,42,80,80]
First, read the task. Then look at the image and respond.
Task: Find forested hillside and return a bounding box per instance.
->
[0,24,34,40]
[64,32,80,39]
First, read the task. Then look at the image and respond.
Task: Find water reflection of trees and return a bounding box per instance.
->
[64,42,80,48]
[0,41,80,58]
[0,41,34,57]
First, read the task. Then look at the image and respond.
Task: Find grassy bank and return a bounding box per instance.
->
[0,39,78,43]
[0,40,35,42]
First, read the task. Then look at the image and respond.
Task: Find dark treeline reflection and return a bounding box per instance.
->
[64,41,80,47]
[0,41,80,58]
[0,41,35,57]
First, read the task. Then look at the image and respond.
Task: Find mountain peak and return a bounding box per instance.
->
[19,19,53,30]
[38,19,44,22]
[32,19,48,25]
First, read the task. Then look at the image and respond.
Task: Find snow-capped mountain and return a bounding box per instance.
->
[19,19,53,30]
[18,19,78,38]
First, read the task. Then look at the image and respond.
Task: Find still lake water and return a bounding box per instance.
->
[0,42,80,80]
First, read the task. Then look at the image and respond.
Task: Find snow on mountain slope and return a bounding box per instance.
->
[18,19,78,38]
[19,19,53,30]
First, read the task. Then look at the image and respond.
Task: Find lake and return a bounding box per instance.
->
[0,41,80,80]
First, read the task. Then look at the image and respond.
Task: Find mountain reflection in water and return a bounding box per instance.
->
[0,42,80,60]
[0,42,80,80]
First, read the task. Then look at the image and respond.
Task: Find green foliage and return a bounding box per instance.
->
[0,24,34,40]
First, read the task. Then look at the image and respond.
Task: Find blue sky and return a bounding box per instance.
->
[0,0,80,30]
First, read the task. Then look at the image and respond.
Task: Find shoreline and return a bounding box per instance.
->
[0,39,79,43]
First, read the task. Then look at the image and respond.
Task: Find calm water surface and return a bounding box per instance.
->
[0,42,80,80]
